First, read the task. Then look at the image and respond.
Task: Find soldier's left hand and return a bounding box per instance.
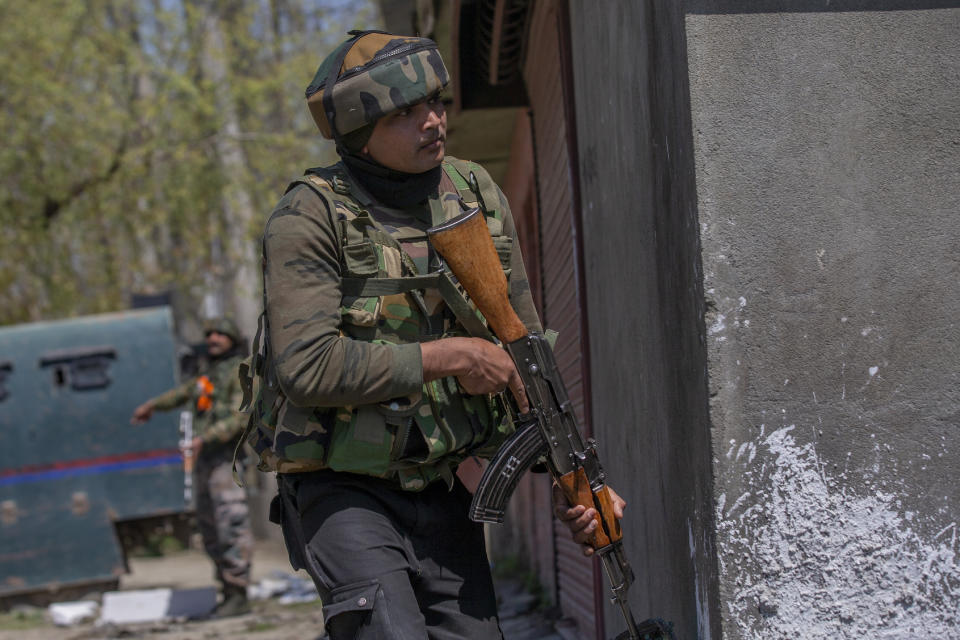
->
[552,483,626,557]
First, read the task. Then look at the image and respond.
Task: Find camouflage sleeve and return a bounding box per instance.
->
[498,187,544,333]
[150,379,193,412]
[263,184,422,408]
[201,375,246,444]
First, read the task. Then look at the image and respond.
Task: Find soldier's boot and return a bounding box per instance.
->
[214,584,251,618]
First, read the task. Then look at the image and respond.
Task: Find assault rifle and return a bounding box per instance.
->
[427,208,674,640]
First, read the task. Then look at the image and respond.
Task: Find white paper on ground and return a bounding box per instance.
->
[49,600,98,626]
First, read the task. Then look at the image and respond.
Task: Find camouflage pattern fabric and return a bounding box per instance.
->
[149,354,253,587]
[151,354,247,445]
[203,316,242,343]
[195,454,253,589]
[247,157,541,490]
[306,33,448,139]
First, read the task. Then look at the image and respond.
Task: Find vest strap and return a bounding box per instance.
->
[341,274,442,297]
[340,271,494,342]
[239,311,266,413]
[444,158,500,219]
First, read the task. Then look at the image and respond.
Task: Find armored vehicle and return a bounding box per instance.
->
[0,307,188,601]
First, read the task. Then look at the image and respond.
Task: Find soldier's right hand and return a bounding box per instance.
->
[130,401,155,425]
[421,337,529,413]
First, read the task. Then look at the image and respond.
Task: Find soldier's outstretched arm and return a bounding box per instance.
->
[130,379,193,424]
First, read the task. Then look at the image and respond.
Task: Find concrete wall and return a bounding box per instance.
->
[568,3,719,639]
[686,3,960,637]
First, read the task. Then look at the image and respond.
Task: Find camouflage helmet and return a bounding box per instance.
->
[305,31,449,141]
[203,316,241,343]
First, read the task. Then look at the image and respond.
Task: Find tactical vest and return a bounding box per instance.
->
[238,157,517,491]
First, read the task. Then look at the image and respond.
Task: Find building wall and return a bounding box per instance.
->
[567,3,718,639]
[685,2,960,637]
[441,1,960,638]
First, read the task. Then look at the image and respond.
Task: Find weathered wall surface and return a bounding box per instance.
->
[686,5,960,637]
[568,3,719,639]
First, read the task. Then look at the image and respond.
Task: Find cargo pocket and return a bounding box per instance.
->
[322,580,380,636]
[272,401,333,466]
[341,240,383,329]
[325,404,396,477]
[342,240,380,277]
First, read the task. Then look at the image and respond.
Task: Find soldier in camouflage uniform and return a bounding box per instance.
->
[131,317,254,618]
[242,31,615,639]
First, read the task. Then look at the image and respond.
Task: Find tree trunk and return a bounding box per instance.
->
[199,5,261,344]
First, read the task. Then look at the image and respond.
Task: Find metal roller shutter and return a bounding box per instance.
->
[522,1,597,637]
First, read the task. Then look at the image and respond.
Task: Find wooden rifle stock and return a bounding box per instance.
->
[427,207,618,548]
[427,208,674,639]
[425,207,527,343]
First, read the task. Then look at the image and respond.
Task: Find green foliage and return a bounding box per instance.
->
[0,0,379,326]
[0,608,47,631]
[127,532,186,558]
[246,619,278,632]
[491,553,548,605]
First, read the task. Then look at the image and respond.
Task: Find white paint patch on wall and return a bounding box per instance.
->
[717,425,959,638]
[709,313,727,337]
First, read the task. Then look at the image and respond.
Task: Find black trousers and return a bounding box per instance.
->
[274,470,503,640]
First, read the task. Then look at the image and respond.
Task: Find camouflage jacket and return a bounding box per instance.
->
[151,354,246,448]
[247,156,541,490]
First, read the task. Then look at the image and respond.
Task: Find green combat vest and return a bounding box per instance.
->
[238,157,517,491]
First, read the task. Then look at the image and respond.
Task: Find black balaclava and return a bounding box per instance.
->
[341,150,442,210]
[338,119,441,209]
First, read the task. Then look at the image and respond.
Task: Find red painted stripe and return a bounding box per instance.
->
[0,448,182,478]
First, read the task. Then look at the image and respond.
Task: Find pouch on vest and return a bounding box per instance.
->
[325,392,423,477]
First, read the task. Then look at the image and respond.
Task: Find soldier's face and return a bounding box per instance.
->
[363,95,446,174]
[205,330,233,357]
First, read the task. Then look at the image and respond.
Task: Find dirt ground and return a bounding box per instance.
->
[0,536,563,640]
[0,537,327,640]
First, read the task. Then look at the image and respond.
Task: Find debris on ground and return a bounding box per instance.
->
[1,541,561,639]
[98,586,216,625]
[47,601,98,626]
[42,573,315,629]
[248,571,319,604]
